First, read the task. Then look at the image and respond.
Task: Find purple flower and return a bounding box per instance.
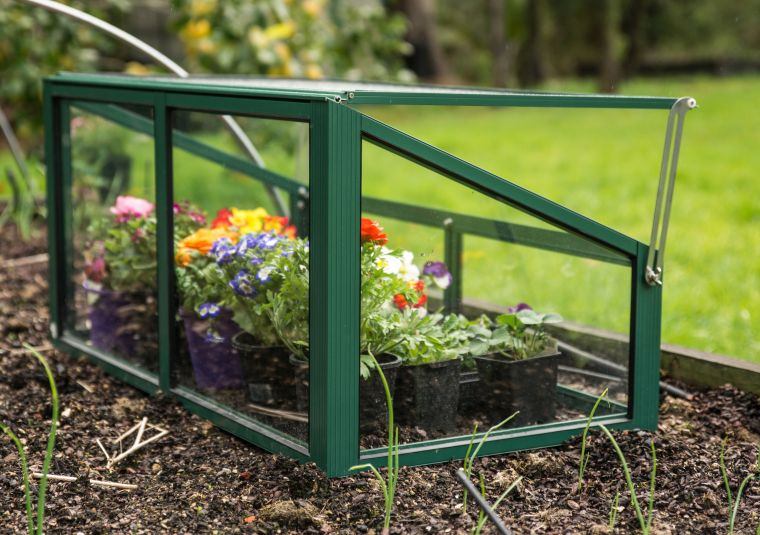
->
[197,302,221,319]
[422,261,452,290]
[230,269,256,298]
[256,266,274,283]
[508,302,532,314]
[249,256,264,266]
[210,237,236,265]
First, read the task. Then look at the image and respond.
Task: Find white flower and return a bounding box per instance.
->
[397,250,420,282]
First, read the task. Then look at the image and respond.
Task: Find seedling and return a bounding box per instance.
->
[720,438,760,534]
[350,352,400,533]
[0,345,59,535]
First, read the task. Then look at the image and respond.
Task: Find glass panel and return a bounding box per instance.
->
[360,141,631,450]
[171,110,309,444]
[65,103,158,372]
[358,105,664,243]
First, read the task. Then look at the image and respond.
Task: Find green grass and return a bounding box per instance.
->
[2,75,757,362]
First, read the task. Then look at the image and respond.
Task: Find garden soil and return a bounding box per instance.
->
[1,223,759,534]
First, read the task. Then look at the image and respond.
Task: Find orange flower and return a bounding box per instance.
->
[361,218,387,245]
[176,227,238,266]
[211,207,233,229]
[263,215,297,239]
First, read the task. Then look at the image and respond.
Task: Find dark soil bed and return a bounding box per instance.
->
[1,223,759,534]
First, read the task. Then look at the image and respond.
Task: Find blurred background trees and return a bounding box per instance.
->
[2,0,759,148]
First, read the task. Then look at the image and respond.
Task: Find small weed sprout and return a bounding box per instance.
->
[461,411,519,514]
[578,387,609,490]
[608,490,621,530]
[578,390,657,534]
[0,344,59,535]
[350,352,400,533]
[720,438,760,535]
[471,473,522,535]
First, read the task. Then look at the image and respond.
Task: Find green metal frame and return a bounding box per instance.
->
[44,73,671,477]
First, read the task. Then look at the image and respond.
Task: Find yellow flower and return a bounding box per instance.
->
[305,64,323,79]
[247,26,269,48]
[190,0,216,17]
[197,38,217,54]
[302,0,323,17]
[230,207,270,234]
[182,19,211,41]
[264,21,296,41]
[124,62,151,75]
[274,42,292,63]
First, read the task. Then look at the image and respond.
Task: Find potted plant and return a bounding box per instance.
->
[468,304,564,425]
[177,206,297,402]
[392,311,471,435]
[83,196,205,368]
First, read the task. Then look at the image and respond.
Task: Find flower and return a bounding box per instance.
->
[256,265,274,283]
[229,207,270,234]
[377,249,419,282]
[263,215,297,239]
[130,227,146,243]
[176,227,238,266]
[85,257,106,283]
[508,302,532,313]
[422,261,453,290]
[210,237,236,265]
[361,218,388,245]
[110,196,154,222]
[393,294,408,309]
[197,302,221,319]
[230,269,257,298]
[211,208,233,229]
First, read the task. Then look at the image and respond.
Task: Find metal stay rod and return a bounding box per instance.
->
[645,96,696,286]
[19,0,289,216]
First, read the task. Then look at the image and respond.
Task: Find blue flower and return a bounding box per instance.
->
[204,328,225,344]
[249,256,264,266]
[210,237,235,265]
[235,233,260,256]
[230,269,256,298]
[197,301,221,319]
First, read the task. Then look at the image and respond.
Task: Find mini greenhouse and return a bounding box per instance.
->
[44,73,694,476]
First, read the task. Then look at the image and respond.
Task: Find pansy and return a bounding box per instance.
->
[507,302,532,313]
[197,301,221,319]
[377,248,419,281]
[257,265,275,283]
[210,237,236,265]
[211,207,233,229]
[230,269,257,298]
[422,261,453,290]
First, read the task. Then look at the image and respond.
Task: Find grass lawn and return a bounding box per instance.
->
[2,75,757,362]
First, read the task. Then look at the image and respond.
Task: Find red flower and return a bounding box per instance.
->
[211,208,233,229]
[414,280,425,292]
[393,294,408,310]
[361,218,387,245]
[414,294,428,308]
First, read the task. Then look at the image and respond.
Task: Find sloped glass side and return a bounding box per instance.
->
[360,139,632,450]
[64,103,159,373]
[170,110,310,445]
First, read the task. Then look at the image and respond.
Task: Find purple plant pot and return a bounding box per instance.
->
[181,310,244,390]
[84,285,157,368]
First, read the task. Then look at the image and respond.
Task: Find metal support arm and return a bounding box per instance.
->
[645,96,696,286]
[19,0,289,216]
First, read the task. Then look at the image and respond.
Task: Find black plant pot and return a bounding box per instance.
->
[288,353,402,432]
[232,332,292,409]
[475,346,561,426]
[458,368,481,416]
[396,358,462,434]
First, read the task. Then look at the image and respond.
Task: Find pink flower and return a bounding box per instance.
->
[85,257,106,283]
[110,196,154,222]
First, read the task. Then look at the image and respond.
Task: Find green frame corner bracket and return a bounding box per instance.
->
[43,73,689,476]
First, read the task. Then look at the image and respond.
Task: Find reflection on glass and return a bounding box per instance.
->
[66,104,159,372]
[171,111,309,443]
[360,141,631,449]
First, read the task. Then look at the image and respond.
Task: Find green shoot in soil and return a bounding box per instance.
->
[461,411,519,514]
[722,440,760,535]
[578,390,657,534]
[350,352,399,533]
[0,344,59,535]
[471,473,523,535]
[577,387,609,490]
[608,490,620,530]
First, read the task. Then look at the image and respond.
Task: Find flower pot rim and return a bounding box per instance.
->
[474,345,560,364]
[402,356,462,369]
[231,330,285,351]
